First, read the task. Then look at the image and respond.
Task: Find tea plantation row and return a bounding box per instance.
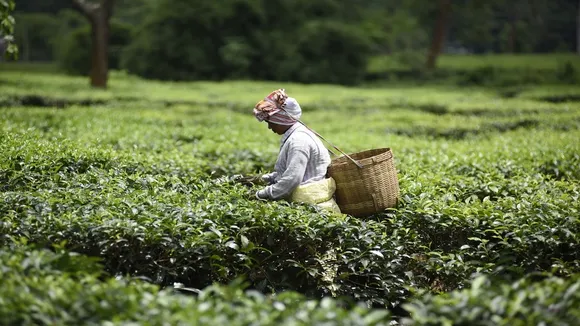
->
[2,242,579,325]
[1,72,579,324]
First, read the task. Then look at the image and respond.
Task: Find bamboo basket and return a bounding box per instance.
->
[327,148,399,217]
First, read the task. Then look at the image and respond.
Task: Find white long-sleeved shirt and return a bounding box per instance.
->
[258,123,331,200]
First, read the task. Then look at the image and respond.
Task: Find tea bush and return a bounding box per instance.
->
[0,244,394,325]
[3,242,579,324]
[0,70,579,324]
[403,274,580,325]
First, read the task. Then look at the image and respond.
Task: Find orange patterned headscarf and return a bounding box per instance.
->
[253,89,302,125]
[253,88,288,122]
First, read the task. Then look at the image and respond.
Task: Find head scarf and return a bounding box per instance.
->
[253,89,302,126]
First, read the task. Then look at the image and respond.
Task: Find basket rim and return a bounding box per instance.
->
[329,147,393,169]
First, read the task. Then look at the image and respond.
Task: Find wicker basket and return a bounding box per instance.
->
[327,148,399,217]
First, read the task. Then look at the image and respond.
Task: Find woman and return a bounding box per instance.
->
[252,89,340,213]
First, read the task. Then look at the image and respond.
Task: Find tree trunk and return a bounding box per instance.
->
[426,0,452,70]
[507,20,517,53]
[72,0,114,89]
[90,11,109,88]
[507,2,520,53]
[23,25,30,61]
[0,37,6,59]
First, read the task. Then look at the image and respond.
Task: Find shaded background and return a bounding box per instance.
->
[4,0,580,86]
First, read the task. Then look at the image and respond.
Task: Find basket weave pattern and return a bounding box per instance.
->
[327,148,399,217]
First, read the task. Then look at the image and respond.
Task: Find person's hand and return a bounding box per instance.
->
[255,189,268,200]
[236,175,265,187]
[246,189,268,201]
[260,174,273,185]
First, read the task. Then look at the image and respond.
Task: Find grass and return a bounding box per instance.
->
[367,52,580,73]
[0,61,60,73]
[4,52,580,87]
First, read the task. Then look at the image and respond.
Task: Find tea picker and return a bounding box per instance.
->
[241,89,400,217]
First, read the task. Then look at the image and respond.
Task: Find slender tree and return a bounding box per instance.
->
[425,0,452,70]
[507,2,518,53]
[71,0,115,88]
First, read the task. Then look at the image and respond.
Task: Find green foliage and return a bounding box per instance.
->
[0,126,414,305]
[556,61,579,84]
[52,9,86,41]
[0,70,579,323]
[13,13,59,61]
[1,0,17,58]
[0,244,393,325]
[121,0,372,85]
[358,1,429,55]
[446,0,577,54]
[12,0,71,14]
[9,0,580,87]
[57,20,133,76]
[403,274,580,325]
[293,20,372,85]
[121,0,238,81]
[368,54,580,86]
[449,0,496,53]
[3,245,580,325]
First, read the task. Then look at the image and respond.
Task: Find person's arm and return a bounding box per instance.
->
[256,139,309,200]
[261,172,278,185]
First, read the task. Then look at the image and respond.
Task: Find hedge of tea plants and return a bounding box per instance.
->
[1,71,579,324]
[0,242,395,325]
[3,242,579,325]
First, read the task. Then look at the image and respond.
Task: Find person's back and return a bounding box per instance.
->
[286,124,330,185]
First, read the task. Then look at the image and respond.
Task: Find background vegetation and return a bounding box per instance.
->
[4,0,580,86]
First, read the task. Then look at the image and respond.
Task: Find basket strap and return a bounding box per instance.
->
[278,107,364,169]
